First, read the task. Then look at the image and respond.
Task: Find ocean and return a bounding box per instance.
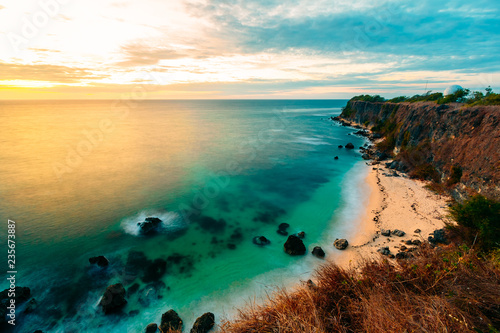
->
[0,99,371,332]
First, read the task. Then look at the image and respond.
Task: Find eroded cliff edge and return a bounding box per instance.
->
[338,100,499,200]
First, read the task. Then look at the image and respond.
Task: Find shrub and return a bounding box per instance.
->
[446,165,462,186]
[448,195,500,250]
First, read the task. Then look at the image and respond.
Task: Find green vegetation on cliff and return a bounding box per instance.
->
[344,86,500,106]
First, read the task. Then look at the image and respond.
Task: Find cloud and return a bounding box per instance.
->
[189,0,500,73]
[0,62,108,83]
[116,44,187,67]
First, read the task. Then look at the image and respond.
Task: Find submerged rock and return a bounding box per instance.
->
[191,312,215,333]
[160,309,183,332]
[100,283,127,314]
[284,235,306,255]
[142,259,167,283]
[253,236,271,246]
[333,238,348,250]
[297,231,306,239]
[311,246,325,258]
[89,256,109,267]
[137,217,163,235]
[277,223,290,236]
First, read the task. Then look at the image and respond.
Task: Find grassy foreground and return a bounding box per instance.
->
[220,243,499,333]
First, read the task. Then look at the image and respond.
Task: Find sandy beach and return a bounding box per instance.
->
[333,162,450,269]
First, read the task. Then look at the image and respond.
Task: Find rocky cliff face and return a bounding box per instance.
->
[340,100,500,200]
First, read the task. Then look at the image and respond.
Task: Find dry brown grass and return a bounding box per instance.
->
[221,244,500,333]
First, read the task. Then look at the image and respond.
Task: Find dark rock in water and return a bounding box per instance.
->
[160,309,183,332]
[284,235,306,255]
[338,145,343,148]
[381,229,391,236]
[229,228,244,242]
[428,228,447,244]
[227,243,236,250]
[277,222,290,236]
[277,229,288,236]
[33,331,43,333]
[372,133,382,139]
[142,259,167,283]
[89,256,109,267]
[137,217,163,235]
[333,238,348,250]
[334,156,339,160]
[253,236,271,246]
[278,223,290,231]
[312,246,325,258]
[145,323,158,333]
[362,153,370,160]
[297,231,306,239]
[0,286,31,304]
[100,283,127,314]
[127,283,140,296]
[191,312,215,333]
[392,229,405,237]
[345,143,355,149]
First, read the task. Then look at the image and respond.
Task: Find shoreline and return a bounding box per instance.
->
[333,162,449,269]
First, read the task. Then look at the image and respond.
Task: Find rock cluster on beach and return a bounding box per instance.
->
[333,238,349,250]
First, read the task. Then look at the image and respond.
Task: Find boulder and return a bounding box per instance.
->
[392,229,405,237]
[377,247,391,256]
[381,229,391,236]
[334,156,339,160]
[333,238,348,250]
[160,309,183,332]
[191,312,215,333]
[137,217,163,235]
[252,236,271,246]
[362,154,370,160]
[338,145,343,148]
[89,256,109,267]
[396,252,412,259]
[311,246,325,258]
[284,235,306,255]
[297,231,306,239]
[414,229,421,233]
[145,323,158,333]
[100,283,127,314]
[428,228,447,244]
[345,143,355,149]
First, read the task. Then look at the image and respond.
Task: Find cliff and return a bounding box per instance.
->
[339,100,500,200]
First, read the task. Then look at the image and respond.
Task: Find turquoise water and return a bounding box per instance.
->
[0,100,369,332]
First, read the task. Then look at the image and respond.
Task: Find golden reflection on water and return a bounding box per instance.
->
[0,100,223,240]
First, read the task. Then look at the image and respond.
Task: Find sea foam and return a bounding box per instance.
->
[121,210,185,236]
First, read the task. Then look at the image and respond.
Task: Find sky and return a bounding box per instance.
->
[0,0,499,99]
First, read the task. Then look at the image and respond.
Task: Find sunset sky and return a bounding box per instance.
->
[0,0,499,99]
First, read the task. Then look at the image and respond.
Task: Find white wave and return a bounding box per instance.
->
[294,136,330,145]
[121,210,185,236]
